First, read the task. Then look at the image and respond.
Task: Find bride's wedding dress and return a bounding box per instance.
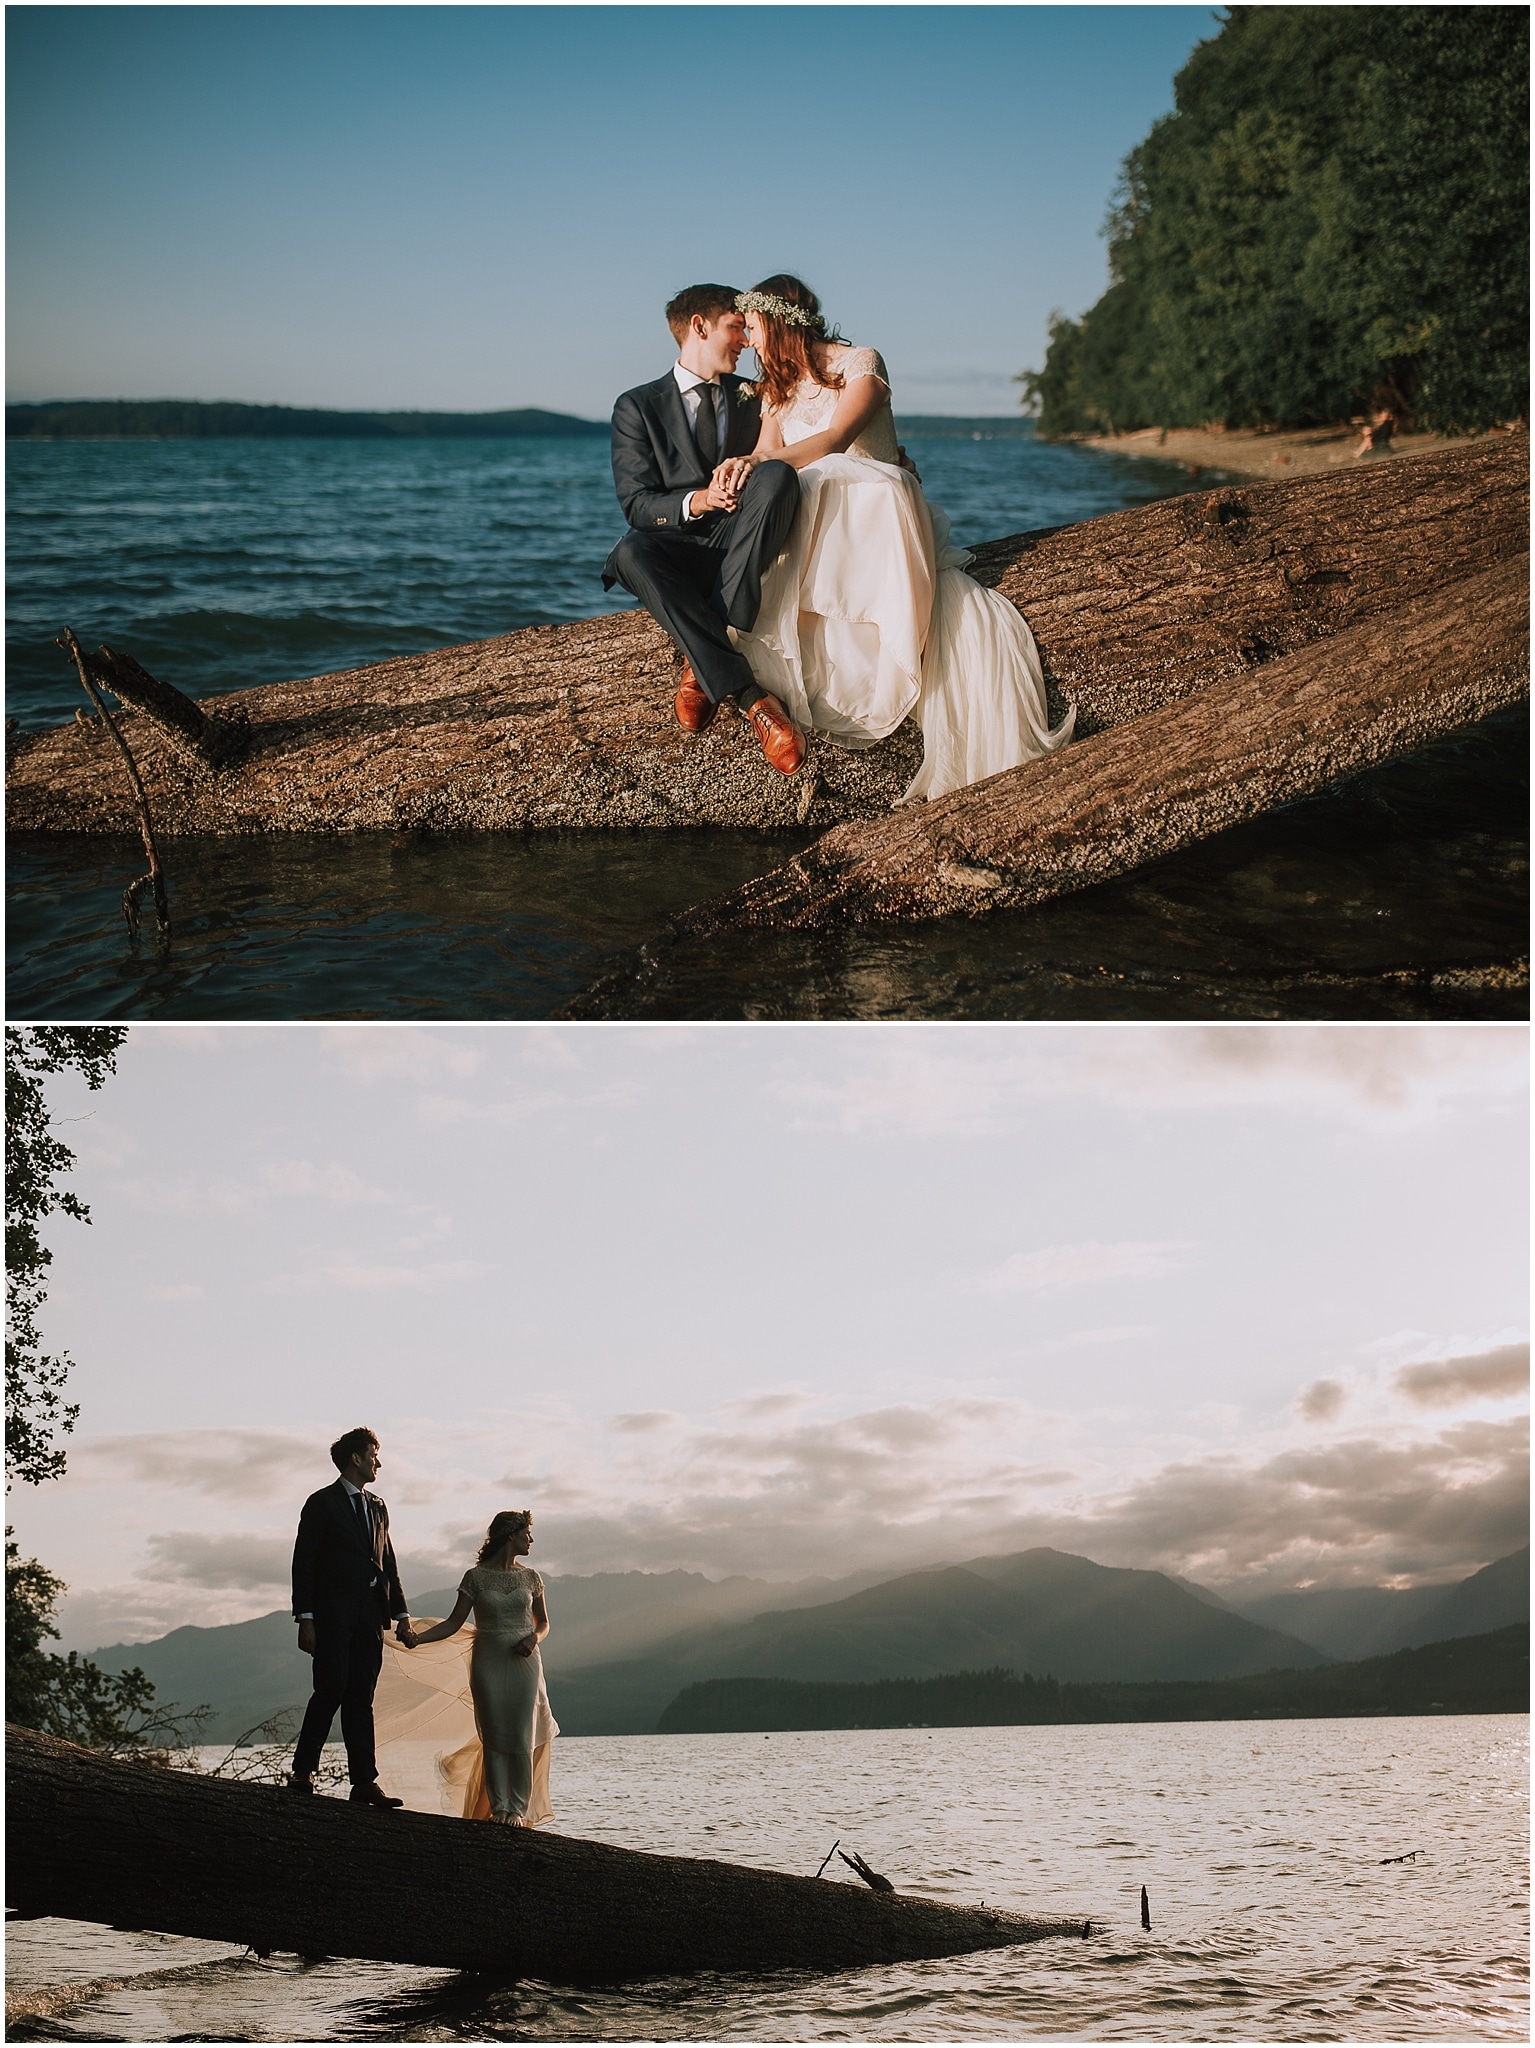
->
[734,345,1073,799]
[376,1564,557,1824]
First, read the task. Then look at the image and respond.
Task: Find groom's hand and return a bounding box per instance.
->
[297,1619,317,1657]
[690,474,739,517]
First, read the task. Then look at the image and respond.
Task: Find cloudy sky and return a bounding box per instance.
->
[10,1023,1527,1650]
[6,5,1215,415]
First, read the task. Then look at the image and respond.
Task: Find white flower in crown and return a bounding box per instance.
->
[735,290,815,328]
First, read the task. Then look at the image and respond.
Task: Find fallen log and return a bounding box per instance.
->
[4,1725,1089,1983]
[5,438,1525,849]
[669,553,1529,933]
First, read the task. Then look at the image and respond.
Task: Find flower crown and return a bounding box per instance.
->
[736,290,817,328]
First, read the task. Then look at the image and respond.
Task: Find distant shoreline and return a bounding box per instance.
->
[658,1624,1529,1734]
[5,399,608,440]
[6,397,1036,442]
[1074,420,1519,483]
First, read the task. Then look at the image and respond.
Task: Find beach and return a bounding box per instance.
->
[1078,421,1522,481]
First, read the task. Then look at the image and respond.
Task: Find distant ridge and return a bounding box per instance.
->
[658,1624,1531,1732]
[5,399,607,440]
[6,399,1026,442]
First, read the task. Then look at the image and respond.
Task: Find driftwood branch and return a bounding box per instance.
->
[839,1848,895,1893]
[5,1725,1090,1982]
[64,636,248,769]
[55,628,171,938]
[8,439,1527,934]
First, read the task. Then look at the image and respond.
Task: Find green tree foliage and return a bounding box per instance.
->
[5,1026,127,1488]
[5,1530,204,1754]
[1021,8,1528,434]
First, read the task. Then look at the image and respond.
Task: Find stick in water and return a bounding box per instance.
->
[56,628,171,940]
[814,1839,841,1880]
[1141,1885,1151,1930]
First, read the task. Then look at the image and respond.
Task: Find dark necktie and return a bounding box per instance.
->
[353,1492,371,1547]
[692,383,719,470]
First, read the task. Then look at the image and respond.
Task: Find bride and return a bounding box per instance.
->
[717,274,1073,800]
[400,1509,557,1826]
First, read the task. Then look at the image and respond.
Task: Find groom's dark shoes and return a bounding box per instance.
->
[674,659,717,733]
[350,1780,404,1809]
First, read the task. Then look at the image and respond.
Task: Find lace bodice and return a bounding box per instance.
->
[459,1565,543,1637]
[772,345,900,463]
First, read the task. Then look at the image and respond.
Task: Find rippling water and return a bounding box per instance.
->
[6,435,1526,1020]
[6,1718,1527,2040]
[4,431,1196,729]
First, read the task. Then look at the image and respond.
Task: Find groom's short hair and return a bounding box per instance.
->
[330,1426,378,1471]
[666,284,741,342]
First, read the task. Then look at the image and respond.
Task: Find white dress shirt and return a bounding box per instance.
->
[674,363,728,521]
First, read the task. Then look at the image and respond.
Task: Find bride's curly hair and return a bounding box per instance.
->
[477,1509,532,1564]
[744,275,847,412]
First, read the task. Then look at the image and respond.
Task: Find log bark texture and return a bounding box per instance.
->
[671,553,1529,933]
[5,1726,1089,1983]
[6,438,1525,855]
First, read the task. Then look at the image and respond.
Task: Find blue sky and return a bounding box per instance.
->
[9,1024,1527,1648]
[6,4,1217,415]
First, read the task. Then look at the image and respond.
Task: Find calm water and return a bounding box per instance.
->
[6,1718,1527,2040]
[6,710,1526,1021]
[6,436,1527,1021]
[4,431,1194,729]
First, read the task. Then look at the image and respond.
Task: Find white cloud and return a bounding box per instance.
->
[118,1158,391,1216]
[416,1084,635,1127]
[321,1027,485,1087]
[142,1531,291,1590]
[777,1026,1528,1137]
[274,1258,486,1293]
[72,1429,319,1501]
[979,1241,1195,1295]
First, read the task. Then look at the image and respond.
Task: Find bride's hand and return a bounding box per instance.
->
[714,455,755,496]
[397,1626,418,1649]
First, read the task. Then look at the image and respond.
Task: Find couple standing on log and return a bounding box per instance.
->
[289,1426,556,1827]
[605,276,1075,798]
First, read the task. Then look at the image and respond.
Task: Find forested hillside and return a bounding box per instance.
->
[659,1625,1530,1732]
[1023,7,1528,435]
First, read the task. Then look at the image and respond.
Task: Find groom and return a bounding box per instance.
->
[289,1426,412,1806]
[603,283,805,774]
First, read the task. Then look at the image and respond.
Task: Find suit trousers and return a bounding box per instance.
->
[607,460,800,705]
[293,1615,384,1784]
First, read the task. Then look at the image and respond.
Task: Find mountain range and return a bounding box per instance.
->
[84,1544,1529,1742]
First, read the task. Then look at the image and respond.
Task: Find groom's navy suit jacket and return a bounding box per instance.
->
[291,1479,407,1632]
[602,370,762,586]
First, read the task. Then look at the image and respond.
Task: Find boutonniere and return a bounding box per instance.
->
[734,381,757,404]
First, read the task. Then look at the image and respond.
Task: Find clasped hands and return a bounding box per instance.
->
[697,454,757,514]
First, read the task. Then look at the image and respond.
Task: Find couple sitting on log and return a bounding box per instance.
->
[604,277,1075,798]
[289,1426,555,1827]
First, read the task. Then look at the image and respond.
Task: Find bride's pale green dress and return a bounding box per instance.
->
[376,1563,557,1824]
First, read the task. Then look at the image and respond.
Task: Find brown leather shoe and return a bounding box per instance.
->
[746,694,805,775]
[674,659,717,734]
[349,1780,404,1809]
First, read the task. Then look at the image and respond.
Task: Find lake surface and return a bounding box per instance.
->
[6,436,1527,1021]
[6,1717,1527,2040]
